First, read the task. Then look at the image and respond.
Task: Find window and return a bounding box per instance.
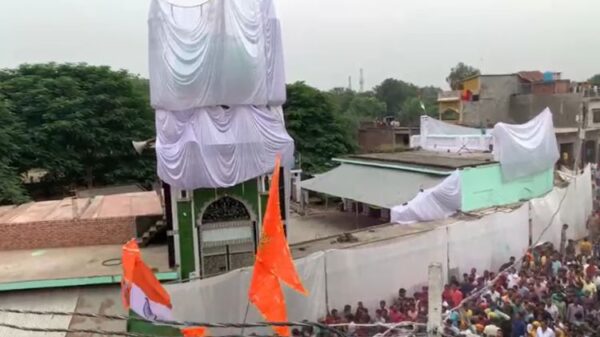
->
[593,109,600,124]
[178,189,189,201]
[441,109,460,121]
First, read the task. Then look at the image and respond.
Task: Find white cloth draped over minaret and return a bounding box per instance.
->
[148,0,293,189]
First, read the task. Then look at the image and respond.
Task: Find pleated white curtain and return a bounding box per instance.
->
[155,105,294,189]
[149,0,286,110]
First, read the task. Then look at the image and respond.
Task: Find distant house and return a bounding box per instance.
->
[437,71,600,167]
[357,120,419,153]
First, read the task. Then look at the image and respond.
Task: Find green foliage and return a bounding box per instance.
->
[0,63,155,200]
[590,74,600,86]
[446,62,480,90]
[0,163,30,205]
[284,82,356,174]
[0,100,29,204]
[374,78,419,115]
[398,97,437,126]
[345,94,386,118]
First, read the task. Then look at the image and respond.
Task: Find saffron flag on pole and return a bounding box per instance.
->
[249,263,289,336]
[254,156,306,294]
[121,239,141,309]
[249,155,307,336]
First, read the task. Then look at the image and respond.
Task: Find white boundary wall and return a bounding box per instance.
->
[166,167,592,326]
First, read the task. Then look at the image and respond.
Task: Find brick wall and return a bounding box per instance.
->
[358,128,395,153]
[0,216,136,251]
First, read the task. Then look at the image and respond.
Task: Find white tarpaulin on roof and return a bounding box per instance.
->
[413,116,492,152]
[155,105,294,189]
[421,115,484,136]
[390,170,461,224]
[492,108,559,181]
[149,0,286,110]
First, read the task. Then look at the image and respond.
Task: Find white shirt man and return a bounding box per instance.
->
[544,302,559,321]
[484,324,500,337]
[536,326,555,337]
[507,272,521,289]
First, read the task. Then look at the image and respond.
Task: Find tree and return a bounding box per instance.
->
[345,95,387,118]
[0,63,156,193]
[398,97,437,126]
[0,100,29,204]
[589,74,600,86]
[327,87,356,114]
[284,82,355,174]
[446,62,480,90]
[374,78,419,115]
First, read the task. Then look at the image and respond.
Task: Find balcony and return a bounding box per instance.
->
[437,90,461,102]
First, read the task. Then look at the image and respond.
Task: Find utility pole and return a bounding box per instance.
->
[427,263,443,336]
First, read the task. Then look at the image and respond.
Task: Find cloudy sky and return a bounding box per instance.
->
[1,0,598,90]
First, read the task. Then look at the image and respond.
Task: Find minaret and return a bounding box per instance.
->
[359,68,364,92]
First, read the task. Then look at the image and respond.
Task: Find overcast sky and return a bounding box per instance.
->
[1,0,598,90]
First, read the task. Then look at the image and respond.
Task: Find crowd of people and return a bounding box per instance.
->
[318,225,600,337]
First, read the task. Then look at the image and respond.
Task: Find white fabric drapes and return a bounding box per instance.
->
[390,170,461,224]
[167,252,326,336]
[413,116,492,152]
[149,0,286,110]
[492,108,559,181]
[421,115,485,136]
[447,204,529,275]
[531,165,592,246]
[166,170,592,323]
[155,105,294,189]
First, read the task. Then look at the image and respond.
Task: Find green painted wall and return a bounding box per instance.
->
[175,178,264,280]
[176,200,195,279]
[460,164,554,212]
[128,311,182,336]
[193,179,262,221]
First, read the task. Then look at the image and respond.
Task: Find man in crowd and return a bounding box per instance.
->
[500,257,516,273]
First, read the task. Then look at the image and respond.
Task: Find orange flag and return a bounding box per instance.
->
[249,263,289,337]
[121,238,141,309]
[254,156,307,294]
[249,156,307,337]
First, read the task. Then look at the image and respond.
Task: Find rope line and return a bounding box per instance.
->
[0,321,166,337]
[0,321,299,337]
[0,307,346,337]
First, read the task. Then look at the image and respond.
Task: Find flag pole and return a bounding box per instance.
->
[240,300,251,336]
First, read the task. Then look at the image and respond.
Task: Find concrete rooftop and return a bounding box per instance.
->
[0,285,126,337]
[0,191,162,224]
[0,244,171,284]
[348,150,495,170]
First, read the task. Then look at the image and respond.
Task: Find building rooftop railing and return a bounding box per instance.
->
[437,90,461,100]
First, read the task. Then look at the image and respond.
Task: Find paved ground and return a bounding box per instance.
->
[287,207,386,244]
[0,245,170,283]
